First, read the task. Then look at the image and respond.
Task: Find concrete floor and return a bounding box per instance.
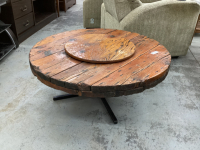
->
[0,1,200,149]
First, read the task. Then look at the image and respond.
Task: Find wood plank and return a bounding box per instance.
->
[32,57,82,83]
[30,29,118,61]
[30,39,69,61]
[121,55,171,90]
[125,34,147,45]
[52,37,160,91]
[30,29,171,97]
[31,30,135,88]
[51,62,97,88]
[91,45,170,92]
[104,29,131,38]
[33,64,144,97]
[31,29,129,56]
[36,73,79,96]
[80,87,144,97]
[30,50,67,70]
[33,65,145,98]
[32,28,114,51]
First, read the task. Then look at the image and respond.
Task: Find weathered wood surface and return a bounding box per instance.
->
[30,29,171,97]
[65,34,135,63]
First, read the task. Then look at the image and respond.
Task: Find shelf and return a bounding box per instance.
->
[0,1,6,7]
[0,24,11,34]
[35,12,54,24]
[0,43,15,60]
[0,0,57,43]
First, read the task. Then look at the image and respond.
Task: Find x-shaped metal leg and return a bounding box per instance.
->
[53,94,118,124]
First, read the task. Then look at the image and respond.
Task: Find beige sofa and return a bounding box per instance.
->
[83,0,177,28]
[83,0,103,28]
[101,0,200,56]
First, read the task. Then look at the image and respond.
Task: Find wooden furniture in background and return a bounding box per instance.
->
[195,14,200,33]
[0,21,19,60]
[59,0,66,13]
[56,0,76,17]
[0,1,18,60]
[59,0,76,11]
[0,0,57,43]
[30,29,171,123]
[56,0,60,17]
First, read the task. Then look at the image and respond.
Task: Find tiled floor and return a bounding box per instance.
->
[0,1,200,149]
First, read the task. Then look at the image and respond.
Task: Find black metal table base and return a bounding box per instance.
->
[53,94,118,124]
[53,94,79,100]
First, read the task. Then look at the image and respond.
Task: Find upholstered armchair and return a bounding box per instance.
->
[83,0,103,28]
[83,0,154,28]
[83,0,185,29]
[101,0,200,56]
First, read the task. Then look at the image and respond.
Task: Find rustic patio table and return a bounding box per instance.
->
[29,29,171,124]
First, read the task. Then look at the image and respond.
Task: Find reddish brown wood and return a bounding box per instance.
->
[91,45,170,91]
[57,38,160,91]
[195,14,200,33]
[65,34,136,63]
[29,29,171,97]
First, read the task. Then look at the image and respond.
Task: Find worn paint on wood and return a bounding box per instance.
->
[29,29,171,97]
[65,33,136,63]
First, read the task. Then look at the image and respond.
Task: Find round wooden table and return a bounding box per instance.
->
[29,29,171,124]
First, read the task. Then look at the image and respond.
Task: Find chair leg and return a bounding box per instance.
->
[64,0,67,12]
[172,56,179,59]
[56,0,60,17]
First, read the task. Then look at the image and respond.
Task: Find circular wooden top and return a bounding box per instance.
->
[29,29,171,98]
[65,34,135,63]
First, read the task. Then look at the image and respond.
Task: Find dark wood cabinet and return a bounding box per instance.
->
[15,12,34,34]
[0,1,19,60]
[0,0,57,43]
[59,0,76,12]
[12,0,33,19]
[66,0,76,9]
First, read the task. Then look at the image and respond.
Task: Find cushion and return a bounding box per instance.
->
[103,0,142,21]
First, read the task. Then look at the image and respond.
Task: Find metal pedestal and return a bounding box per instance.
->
[53,94,118,124]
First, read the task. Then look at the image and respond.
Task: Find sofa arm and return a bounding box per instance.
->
[83,0,103,28]
[101,3,106,28]
[121,1,200,56]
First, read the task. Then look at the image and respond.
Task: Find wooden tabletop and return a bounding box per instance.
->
[30,29,171,98]
[65,33,135,63]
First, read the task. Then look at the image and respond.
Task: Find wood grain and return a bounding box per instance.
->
[91,45,170,92]
[30,29,171,97]
[12,0,33,19]
[15,13,34,34]
[57,37,160,91]
[65,34,136,63]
